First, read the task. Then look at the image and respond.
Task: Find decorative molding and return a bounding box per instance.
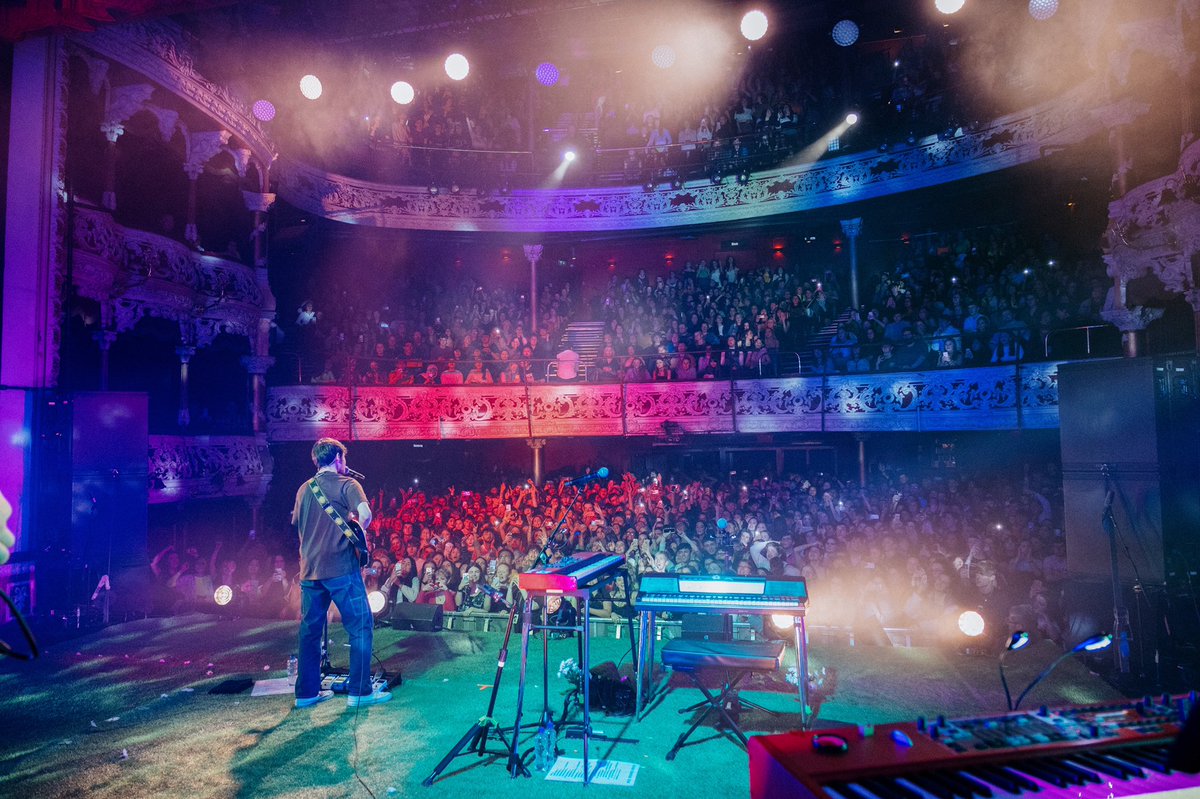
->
[148,434,273,504]
[183,129,231,180]
[1105,137,1200,302]
[1100,306,1165,332]
[274,77,1130,233]
[241,190,276,213]
[69,21,275,169]
[266,363,1065,442]
[48,38,71,387]
[102,83,154,141]
[71,206,272,349]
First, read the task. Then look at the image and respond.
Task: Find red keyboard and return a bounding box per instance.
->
[517,551,624,593]
[750,695,1200,799]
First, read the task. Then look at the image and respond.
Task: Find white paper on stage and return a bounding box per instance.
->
[544,757,639,786]
[250,677,294,696]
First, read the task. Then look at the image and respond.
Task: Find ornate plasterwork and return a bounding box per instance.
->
[266,363,1064,442]
[47,38,71,387]
[183,129,231,180]
[71,206,269,347]
[69,21,274,169]
[274,77,1125,233]
[148,434,272,504]
[1105,138,1200,308]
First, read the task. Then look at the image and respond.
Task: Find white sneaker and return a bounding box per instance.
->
[295,690,334,708]
[346,689,392,708]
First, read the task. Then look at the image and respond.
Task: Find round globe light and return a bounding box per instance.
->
[299,74,322,100]
[935,0,966,14]
[1028,0,1058,20]
[832,19,860,47]
[741,10,769,41]
[651,44,676,69]
[957,610,986,637]
[535,62,560,87]
[445,53,470,81]
[252,99,276,122]
[390,81,415,105]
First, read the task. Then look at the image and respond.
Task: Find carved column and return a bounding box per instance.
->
[242,190,275,270]
[245,494,264,537]
[1186,290,1200,353]
[527,438,546,486]
[840,218,862,309]
[176,345,195,427]
[853,432,869,488]
[523,244,543,333]
[100,121,123,210]
[94,330,117,390]
[242,189,277,425]
[1100,306,1164,359]
[1091,99,1152,200]
[183,130,232,247]
[99,83,154,211]
[241,355,274,434]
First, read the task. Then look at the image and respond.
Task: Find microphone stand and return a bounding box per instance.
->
[536,481,588,566]
[1101,467,1129,676]
[423,594,529,786]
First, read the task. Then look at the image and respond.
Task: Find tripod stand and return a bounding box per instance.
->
[423,595,530,786]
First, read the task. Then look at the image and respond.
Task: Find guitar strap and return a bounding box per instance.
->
[308,477,362,552]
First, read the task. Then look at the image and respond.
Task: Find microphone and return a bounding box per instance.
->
[1104,489,1114,510]
[476,582,507,602]
[564,467,610,487]
[346,468,367,481]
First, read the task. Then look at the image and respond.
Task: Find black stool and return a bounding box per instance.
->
[660,638,784,760]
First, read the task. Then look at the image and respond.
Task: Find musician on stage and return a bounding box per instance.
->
[291,437,391,709]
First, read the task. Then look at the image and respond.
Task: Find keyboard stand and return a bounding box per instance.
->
[510,584,599,784]
[635,608,811,729]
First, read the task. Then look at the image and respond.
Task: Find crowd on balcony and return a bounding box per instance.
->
[284,223,1111,386]
[811,229,1113,374]
[151,461,1073,649]
[290,272,577,386]
[327,11,1075,189]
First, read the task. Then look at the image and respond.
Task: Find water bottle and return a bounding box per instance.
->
[533,717,557,771]
[533,724,548,771]
[287,654,298,686]
[543,717,557,768]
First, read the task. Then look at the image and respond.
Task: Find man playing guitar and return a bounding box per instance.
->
[291,437,391,708]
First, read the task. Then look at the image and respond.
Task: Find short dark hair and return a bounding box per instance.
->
[311,437,347,468]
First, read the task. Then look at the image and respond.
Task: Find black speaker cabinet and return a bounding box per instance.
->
[681,613,733,641]
[1058,358,1200,586]
[391,602,443,631]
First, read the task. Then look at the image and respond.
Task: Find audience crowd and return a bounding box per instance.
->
[285,225,1110,385]
[321,15,1081,189]
[150,460,1074,650]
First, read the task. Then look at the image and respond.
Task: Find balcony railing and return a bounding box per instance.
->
[148,435,272,504]
[266,361,1064,442]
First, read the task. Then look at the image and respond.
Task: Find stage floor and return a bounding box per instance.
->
[0,614,1124,798]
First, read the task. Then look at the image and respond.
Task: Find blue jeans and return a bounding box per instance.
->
[297,571,374,698]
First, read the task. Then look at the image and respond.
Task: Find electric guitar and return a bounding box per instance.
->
[345,514,370,568]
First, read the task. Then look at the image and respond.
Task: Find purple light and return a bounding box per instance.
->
[535,62,560,87]
[252,99,276,122]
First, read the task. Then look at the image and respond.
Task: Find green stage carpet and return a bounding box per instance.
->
[0,614,1123,798]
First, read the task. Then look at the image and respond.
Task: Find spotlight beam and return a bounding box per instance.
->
[787,117,856,169]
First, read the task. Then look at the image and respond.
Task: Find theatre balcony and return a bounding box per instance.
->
[265,362,1065,442]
